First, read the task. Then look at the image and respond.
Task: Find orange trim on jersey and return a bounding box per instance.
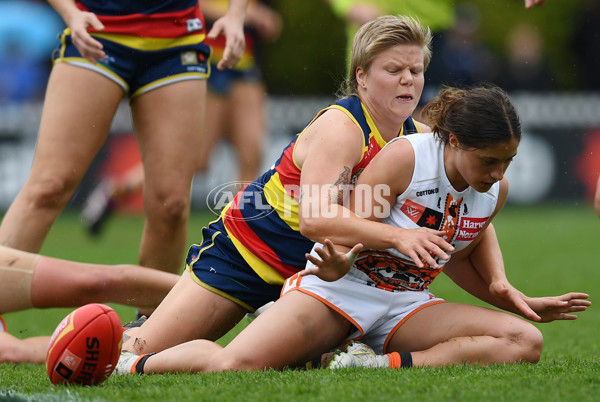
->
[383,299,446,353]
[281,273,365,337]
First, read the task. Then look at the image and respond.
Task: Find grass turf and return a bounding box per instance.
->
[1,203,598,401]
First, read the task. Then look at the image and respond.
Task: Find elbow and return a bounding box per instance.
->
[299,214,322,241]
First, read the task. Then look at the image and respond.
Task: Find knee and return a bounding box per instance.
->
[144,190,190,224]
[508,322,544,364]
[26,176,77,209]
[522,325,544,363]
[217,352,267,372]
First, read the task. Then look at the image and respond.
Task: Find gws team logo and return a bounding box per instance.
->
[206,181,279,221]
[354,249,443,292]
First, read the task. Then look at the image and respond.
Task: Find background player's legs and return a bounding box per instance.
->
[229,81,266,183]
[131,80,206,274]
[195,89,228,173]
[0,64,123,251]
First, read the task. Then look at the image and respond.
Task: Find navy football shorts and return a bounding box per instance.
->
[208,63,262,96]
[52,30,211,99]
[186,217,283,312]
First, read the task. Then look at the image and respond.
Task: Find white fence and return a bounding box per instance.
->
[1,93,600,209]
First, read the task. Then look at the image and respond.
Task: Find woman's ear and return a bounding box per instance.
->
[448,133,460,149]
[356,67,366,89]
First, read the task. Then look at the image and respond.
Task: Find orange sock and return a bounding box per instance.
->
[387,352,402,368]
[386,351,413,368]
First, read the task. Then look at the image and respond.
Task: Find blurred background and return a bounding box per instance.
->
[0,0,599,213]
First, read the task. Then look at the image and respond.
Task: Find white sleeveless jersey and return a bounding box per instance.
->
[352,133,500,292]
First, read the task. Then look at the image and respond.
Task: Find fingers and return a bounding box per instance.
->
[517,298,541,322]
[299,267,319,277]
[70,13,105,63]
[560,292,590,301]
[347,242,363,257]
[323,239,337,255]
[345,243,363,266]
[305,253,323,267]
[206,24,221,40]
[427,229,455,253]
[406,230,454,267]
[312,245,329,262]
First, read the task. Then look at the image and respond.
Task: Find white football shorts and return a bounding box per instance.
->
[281,269,445,354]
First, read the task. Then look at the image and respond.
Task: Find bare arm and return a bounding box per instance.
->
[205,0,248,70]
[443,231,590,322]
[443,183,590,323]
[297,119,452,268]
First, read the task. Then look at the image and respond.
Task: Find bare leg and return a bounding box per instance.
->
[195,90,229,173]
[123,269,248,354]
[0,332,49,364]
[388,302,544,366]
[0,63,122,252]
[229,81,266,183]
[142,290,350,373]
[0,245,178,314]
[131,80,206,274]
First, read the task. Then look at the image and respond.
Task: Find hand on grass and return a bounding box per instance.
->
[523,292,591,322]
[490,281,591,322]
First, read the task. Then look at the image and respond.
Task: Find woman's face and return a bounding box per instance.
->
[356,44,425,129]
[449,135,520,193]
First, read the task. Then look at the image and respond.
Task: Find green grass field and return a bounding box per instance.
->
[1,203,599,401]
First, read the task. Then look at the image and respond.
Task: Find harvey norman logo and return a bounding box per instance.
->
[455,217,489,241]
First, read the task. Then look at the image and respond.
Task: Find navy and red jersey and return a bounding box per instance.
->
[220,95,421,284]
[76,0,206,38]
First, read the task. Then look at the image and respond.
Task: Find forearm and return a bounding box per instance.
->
[300,203,399,250]
[225,0,248,20]
[468,224,508,284]
[48,0,79,23]
[443,224,523,315]
[443,258,522,315]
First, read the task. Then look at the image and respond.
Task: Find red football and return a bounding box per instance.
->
[46,303,122,386]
